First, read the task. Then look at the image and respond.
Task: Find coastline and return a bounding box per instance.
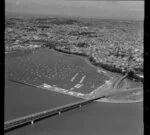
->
[52,48,119,79]
[96,98,143,103]
[7,48,143,103]
[52,48,141,87]
[51,48,143,103]
[53,47,143,82]
[35,83,143,104]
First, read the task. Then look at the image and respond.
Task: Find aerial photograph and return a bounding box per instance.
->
[5,0,143,135]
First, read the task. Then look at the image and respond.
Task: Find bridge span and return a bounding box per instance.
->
[5,76,142,132]
[4,95,107,132]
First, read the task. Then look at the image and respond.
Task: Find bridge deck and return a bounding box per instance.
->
[4,96,106,132]
[5,79,142,132]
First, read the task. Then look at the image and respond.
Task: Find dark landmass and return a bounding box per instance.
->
[5,14,143,84]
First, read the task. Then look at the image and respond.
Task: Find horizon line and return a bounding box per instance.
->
[5,11,144,22]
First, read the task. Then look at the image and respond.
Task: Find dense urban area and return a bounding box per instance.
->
[5,15,143,83]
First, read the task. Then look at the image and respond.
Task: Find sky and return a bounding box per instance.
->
[5,0,144,20]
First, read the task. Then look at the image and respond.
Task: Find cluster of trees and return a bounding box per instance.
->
[44,41,58,49]
[88,55,143,82]
[37,25,50,29]
[76,42,89,48]
[50,19,80,25]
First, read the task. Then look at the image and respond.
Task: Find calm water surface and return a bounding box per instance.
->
[5,81,82,121]
[5,101,143,135]
[5,49,143,135]
[5,48,109,94]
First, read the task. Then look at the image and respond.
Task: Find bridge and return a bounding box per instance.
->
[5,86,141,133]
[4,95,107,132]
[5,75,142,132]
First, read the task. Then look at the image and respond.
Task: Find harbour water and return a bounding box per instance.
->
[6,48,109,94]
[5,48,143,135]
[4,81,82,121]
[6,102,143,135]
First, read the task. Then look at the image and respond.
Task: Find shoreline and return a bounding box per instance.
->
[96,98,143,103]
[5,47,143,83]
[53,48,143,85]
[51,48,119,79]
[51,48,143,102]
[53,47,143,83]
[38,83,143,104]
[8,79,143,104]
[37,84,143,104]
[7,48,143,103]
[51,48,142,87]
